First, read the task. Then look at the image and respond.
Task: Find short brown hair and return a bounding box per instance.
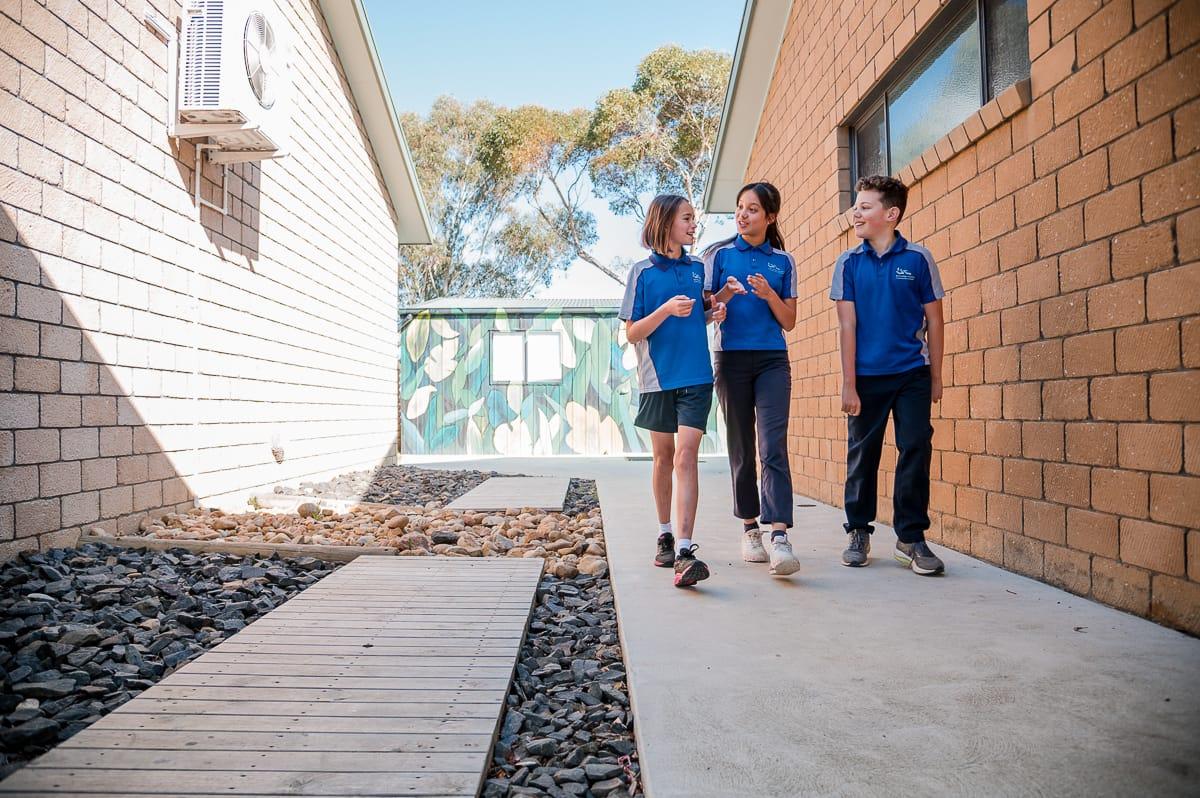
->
[641,194,690,255]
[855,175,908,222]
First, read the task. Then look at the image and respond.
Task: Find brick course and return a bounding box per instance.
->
[754,0,1199,634]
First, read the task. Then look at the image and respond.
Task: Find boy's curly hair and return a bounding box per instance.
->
[855,175,908,222]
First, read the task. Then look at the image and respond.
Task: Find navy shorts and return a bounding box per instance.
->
[634,384,714,433]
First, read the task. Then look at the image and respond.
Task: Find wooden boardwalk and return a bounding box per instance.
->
[0,556,544,797]
[445,476,570,512]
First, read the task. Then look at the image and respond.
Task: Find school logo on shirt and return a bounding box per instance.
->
[766,262,784,274]
[895,266,915,281]
[692,272,702,284]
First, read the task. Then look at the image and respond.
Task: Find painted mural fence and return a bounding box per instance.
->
[399,307,725,456]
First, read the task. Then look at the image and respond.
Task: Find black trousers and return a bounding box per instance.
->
[844,365,932,544]
[714,350,793,528]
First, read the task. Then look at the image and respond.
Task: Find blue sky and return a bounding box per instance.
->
[362,0,745,296]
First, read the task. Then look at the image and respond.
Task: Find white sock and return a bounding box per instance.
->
[658,522,672,535]
[678,538,692,553]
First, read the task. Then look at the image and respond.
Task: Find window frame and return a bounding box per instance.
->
[488,329,565,385]
[848,0,1027,186]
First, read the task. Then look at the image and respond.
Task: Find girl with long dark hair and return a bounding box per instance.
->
[703,182,800,576]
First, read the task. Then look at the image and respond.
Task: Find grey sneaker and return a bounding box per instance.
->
[842,529,871,567]
[742,529,768,563]
[768,537,800,576]
[895,540,945,576]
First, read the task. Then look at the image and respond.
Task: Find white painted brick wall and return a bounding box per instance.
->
[1,0,405,553]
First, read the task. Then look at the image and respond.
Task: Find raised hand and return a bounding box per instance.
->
[725,275,747,295]
[746,273,776,300]
[663,295,695,317]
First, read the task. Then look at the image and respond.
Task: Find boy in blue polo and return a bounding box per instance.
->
[620,194,725,588]
[830,175,946,575]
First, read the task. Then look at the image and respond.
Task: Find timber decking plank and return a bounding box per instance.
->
[0,769,477,795]
[110,699,502,718]
[92,713,499,733]
[58,730,493,753]
[29,748,481,773]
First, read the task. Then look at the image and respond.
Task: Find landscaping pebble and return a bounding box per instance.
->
[0,543,337,776]
[111,478,604,574]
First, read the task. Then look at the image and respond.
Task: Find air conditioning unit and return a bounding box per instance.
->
[175,0,290,163]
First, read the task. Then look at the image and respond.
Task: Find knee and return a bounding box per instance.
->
[653,450,675,470]
[673,446,699,469]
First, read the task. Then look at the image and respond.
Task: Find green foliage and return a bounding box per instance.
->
[588,45,732,233]
[398,45,732,298]
[397,97,577,302]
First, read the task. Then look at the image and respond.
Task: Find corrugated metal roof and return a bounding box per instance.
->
[400,297,622,313]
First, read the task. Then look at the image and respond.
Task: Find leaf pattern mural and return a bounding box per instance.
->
[399,308,726,455]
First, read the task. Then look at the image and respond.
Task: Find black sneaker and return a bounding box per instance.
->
[842,528,871,567]
[895,540,945,575]
[654,532,675,567]
[673,545,710,587]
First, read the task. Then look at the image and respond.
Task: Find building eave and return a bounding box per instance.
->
[319,0,433,244]
[703,0,794,214]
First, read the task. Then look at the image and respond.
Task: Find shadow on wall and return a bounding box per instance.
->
[171,138,261,269]
[2,198,403,554]
[2,206,197,556]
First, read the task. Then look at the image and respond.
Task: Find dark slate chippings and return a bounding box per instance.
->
[273,465,502,506]
[273,465,601,517]
[485,572,640,798]
[0,542,337,777]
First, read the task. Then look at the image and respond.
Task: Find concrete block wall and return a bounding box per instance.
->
[748,0,1199,633]
[1,0,403,556]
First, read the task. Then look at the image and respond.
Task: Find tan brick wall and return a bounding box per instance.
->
[748,0,1199,633]
[2,0,403,556]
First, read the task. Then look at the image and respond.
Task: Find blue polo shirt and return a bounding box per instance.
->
[618,251,713,392]
[702,235,797,351]
[829,233,945,376]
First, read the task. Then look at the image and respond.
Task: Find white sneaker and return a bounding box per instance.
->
[742,529,768,562]
[768,537,801,576]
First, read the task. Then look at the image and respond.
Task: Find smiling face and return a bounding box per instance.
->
[669,202,697,249]
[851,189,901,240]
[735,189,775,241]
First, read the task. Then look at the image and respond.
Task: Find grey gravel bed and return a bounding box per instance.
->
[0,543,337,776]
[274,466,600,517]
[485,573,640,798]
[273,465,501,506]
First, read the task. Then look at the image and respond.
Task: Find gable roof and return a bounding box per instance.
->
[702,0,795,214]
[319,0,433,244]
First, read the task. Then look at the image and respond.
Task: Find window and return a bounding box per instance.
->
[850,0,1030,183]
[490,331,563,384]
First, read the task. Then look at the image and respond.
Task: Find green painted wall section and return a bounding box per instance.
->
[399,310,726,455]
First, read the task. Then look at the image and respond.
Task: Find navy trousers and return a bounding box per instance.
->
[844,365,933,544]
[714,350,793,528]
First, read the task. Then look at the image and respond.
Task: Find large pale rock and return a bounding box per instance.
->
[578,556,608,577]
[296,502,322,519]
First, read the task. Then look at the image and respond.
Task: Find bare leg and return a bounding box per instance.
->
[649,431,675,527]
[673,426,704,539]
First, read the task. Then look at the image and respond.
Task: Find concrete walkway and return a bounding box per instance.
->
[405,456,1200,797]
